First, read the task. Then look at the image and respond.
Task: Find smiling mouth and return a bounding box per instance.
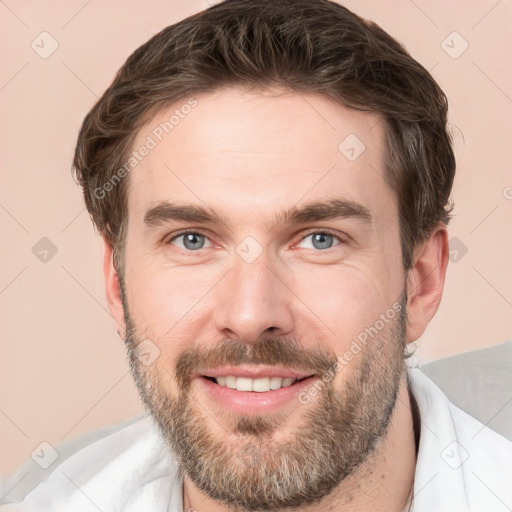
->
[197,373,319,414]
[203,375,313,392]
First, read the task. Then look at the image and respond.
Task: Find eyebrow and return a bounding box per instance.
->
[143,198,372,229]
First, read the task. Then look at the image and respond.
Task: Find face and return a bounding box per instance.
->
[117,87,408,510]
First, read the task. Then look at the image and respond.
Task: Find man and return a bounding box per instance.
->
[1,0,510,511]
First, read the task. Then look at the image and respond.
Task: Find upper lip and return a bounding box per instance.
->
[194,365,316,380]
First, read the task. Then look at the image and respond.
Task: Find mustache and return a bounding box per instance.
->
[174,337,339,390]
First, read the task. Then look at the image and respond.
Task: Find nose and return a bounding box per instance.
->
[213,252,295,343]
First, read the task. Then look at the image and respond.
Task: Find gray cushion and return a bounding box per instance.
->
[420,340,512,441]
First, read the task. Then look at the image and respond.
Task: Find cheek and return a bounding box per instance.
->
[124,261,217,340]
[293,264,401,353]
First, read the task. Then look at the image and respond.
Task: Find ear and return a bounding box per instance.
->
[102,237,126,338]
[405,226,449,343]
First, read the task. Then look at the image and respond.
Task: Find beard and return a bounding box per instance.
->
[120,280,408,511]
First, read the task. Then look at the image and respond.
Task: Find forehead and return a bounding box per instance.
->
[127,87,394,227]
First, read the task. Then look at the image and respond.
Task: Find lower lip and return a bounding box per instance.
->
[197,376,318,414]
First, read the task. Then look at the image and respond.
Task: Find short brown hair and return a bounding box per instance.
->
[72,0,455,272]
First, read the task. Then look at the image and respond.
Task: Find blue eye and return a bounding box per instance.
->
[169,232,212,251]
[298,232,341,250]
[166,230,342,253]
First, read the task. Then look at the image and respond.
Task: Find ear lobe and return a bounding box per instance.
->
[405,227,449,343]
[102,238,126,338]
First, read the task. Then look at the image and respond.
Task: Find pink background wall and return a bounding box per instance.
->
[1,0,511,475]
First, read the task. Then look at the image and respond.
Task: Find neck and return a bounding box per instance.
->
[182,374,417,512]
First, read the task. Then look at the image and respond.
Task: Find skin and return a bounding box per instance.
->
[103,87,449,511]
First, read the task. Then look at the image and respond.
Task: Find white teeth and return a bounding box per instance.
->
[270,377,283,390]
[213,376,298,391]
[235,377,253,392]
[252,378,271,392]
[225,376,237,388]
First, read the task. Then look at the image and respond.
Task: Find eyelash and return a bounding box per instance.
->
[164,229,345,253]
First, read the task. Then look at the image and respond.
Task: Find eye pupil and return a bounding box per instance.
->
[312,233,333,250]
[183,233,204,250]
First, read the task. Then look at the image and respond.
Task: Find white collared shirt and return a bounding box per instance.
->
[1,369,511,511]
